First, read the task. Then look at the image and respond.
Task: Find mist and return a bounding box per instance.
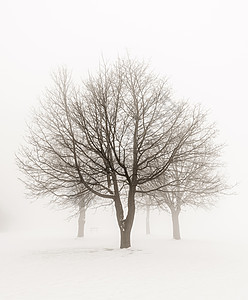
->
[1,0,248,299]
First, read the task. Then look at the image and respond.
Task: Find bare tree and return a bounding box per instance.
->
[16,70,96,237]
[17,58,217,248]
[145,197,151,235]
[149,108,228,239]
[63,187,95,238]
[136,194,155,235]
[70,58,210,248]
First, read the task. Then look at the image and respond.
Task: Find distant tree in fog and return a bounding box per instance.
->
[16,70,95,237]
[57,187,95,238]
[146,109,228,240]
[16,57,226,248]
[136,194,155,235]
[71,188,96,238]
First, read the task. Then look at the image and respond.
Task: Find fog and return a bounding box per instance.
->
[0,1,248,298]
[1,0,247,239]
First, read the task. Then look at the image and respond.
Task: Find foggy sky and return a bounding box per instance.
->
[0,0,247,238]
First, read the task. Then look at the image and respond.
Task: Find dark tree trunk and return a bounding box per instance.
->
[77,207,86,238]
[146,204,151,235]
[171,210,181,240]
[117,187,136,249]
[119,211,135,248]
[120,228,132,248]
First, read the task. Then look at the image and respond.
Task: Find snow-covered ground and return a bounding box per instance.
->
[1,232,248,300]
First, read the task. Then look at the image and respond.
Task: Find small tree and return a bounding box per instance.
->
[136,194,155,235]
[17,144,95,237]
[150,108,228,239]
[61,188,95,238]
[16,70,96,237]
[76,195,93,238]
[145,197,151,235]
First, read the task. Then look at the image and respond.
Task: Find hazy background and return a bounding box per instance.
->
[0,0,247,241]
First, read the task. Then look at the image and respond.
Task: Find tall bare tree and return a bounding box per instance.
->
[17,58,219,248]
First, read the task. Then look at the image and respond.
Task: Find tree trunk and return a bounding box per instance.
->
[118,190,135,249]
[171,210,181,240]
[146,204,151,235]
[120,228,131,248]
[112,173,136,248]
[77,207,86,238]
[119,212,135,248]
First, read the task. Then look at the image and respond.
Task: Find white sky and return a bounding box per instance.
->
[0,0,248,239]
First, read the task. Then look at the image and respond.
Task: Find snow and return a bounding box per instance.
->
[1,232,248,300]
